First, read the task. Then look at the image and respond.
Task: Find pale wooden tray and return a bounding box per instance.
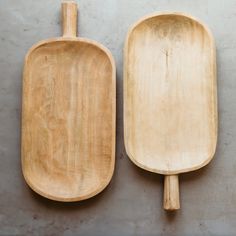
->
[124,12,217,210]
[21,1,116,202]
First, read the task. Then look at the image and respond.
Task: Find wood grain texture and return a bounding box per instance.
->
[62,1,77,37]
[163,175,180,210]
[124,12,217,210]
[21,2,116,202]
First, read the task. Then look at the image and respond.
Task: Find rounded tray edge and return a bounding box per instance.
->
[21,161,115,202]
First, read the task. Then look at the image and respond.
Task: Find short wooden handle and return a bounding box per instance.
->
[62,1,78,37]
[163,175,180,210]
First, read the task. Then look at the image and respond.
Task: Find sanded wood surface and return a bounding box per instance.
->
[164,175,180,210]
[124,13,217,210]
[21,1,115,201]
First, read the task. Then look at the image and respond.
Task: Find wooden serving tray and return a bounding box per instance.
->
[124,12,217,210]
[21,1,116,201]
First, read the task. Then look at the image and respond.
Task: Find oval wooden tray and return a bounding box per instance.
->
[124,12,217,210]
[21,2,116,202]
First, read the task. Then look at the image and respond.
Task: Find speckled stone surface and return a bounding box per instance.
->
[0,0,236,235]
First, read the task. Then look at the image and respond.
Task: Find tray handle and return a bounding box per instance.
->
[62,1,78,37]
[163,175,180,210]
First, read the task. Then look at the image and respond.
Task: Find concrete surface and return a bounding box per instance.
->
[0,0,236,235]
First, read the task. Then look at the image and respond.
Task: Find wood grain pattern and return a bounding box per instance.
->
[124,13,217,210]
[163,175,180,210]
[62,1,77,37]
[21,2,115,202]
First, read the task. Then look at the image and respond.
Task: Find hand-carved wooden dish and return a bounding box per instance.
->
[22,1,115,201]
[124,12,217,210]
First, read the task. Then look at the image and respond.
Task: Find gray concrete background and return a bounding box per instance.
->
[0,0,235,235]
